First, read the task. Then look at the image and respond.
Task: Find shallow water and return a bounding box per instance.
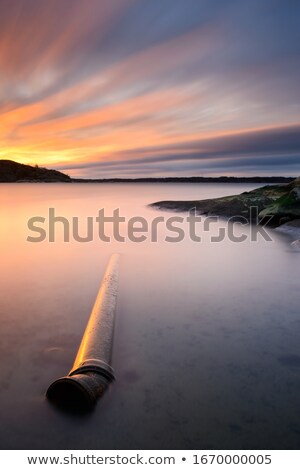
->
[0,183,299,449]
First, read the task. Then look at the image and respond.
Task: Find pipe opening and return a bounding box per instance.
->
[47,373,107,413]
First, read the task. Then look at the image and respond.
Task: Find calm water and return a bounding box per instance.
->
[0,183,299,450]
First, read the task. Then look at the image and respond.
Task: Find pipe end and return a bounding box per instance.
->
[46,372,110,412]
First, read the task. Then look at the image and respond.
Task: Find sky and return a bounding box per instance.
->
[0,0,299,178]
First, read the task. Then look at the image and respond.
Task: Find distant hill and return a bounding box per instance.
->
[74,176,295,184]
[0,160,71,182]
[0,159,296,184]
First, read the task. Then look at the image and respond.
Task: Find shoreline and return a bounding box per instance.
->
[150,178,300,230]
[0,161,295,184]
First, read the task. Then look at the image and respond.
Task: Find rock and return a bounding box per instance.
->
[151,177,300,228]
[291,188,300,201]
[279,217,291,225]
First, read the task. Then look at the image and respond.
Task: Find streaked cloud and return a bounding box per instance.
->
[0,0,299,176]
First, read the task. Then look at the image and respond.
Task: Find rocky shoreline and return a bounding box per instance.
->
[150,178,300,231]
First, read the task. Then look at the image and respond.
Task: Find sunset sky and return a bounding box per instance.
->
[0,0,299,178]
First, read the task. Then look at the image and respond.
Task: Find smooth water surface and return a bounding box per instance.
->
[0,183,299,449]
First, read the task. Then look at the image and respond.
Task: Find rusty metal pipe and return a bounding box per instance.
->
[47,254,120,411]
